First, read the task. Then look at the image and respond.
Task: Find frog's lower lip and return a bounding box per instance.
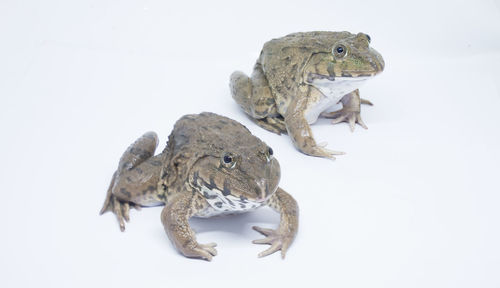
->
[307,73,377,83]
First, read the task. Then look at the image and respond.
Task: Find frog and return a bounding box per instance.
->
[230,31,385,159]
[100,112,298,261]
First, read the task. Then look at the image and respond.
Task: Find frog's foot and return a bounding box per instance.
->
[182,242,218,261]
[100,178,140,232]
[252,226,294,259]
[295,135,345,159]
[322,109,368,132]
[307,144,345,160]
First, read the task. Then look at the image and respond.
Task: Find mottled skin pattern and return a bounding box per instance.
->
[100,113,298,260]
[230,31,385,159]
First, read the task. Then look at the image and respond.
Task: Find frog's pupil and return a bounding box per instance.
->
[268,147,273,156]
[336,46,344,53]
[223,155,232,163]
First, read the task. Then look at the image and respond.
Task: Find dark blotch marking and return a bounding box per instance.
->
[150,160,162,166]
[120,188,132,198]
[206,175,217,190]
[141,185,156,196]
[214,202,223,208]
[203,191,217,199]
[192,171,199,185]
[135,167,143,174]
[240,195,248,203]
[254,187,261,197]
[222,179,231,196]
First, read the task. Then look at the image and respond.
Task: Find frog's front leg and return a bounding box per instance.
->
[253,188,299,258]
[161,192,217,261]
[230,63,286,134]
[321,89,373,131]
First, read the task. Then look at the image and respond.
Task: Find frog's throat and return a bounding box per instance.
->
[195,184,266,214]
[311,76,371,102]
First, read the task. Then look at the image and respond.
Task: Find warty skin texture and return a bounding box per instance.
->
[230,31,384,159]
[100,112,298,260]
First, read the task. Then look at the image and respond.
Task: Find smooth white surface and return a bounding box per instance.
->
[1,0,499,287]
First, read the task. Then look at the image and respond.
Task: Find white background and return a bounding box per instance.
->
[1,0,499,287]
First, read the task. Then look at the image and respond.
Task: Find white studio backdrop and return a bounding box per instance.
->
[0,0,499,287]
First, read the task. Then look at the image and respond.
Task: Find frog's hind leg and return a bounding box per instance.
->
[230,63,286,134]
[321,89,373,132]
[100,131,160,231]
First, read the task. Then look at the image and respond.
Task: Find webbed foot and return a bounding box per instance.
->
[100,172,141,231]
[322,89,373,131]
[322,109,368,132]
[252,226,294,259]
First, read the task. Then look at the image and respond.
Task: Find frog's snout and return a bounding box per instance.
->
[371,50,385,74]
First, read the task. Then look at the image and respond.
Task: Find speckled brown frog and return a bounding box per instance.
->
[230,31,384,159]
[100,112,298,260]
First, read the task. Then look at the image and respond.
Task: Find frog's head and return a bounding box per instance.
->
[304,32,384,99]
[188,126,280,212]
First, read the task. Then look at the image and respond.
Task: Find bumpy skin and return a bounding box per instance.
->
[230,31,384,159]
[100,113,298,260]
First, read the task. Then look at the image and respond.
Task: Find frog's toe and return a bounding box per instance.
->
[306,145,345,160]
[189,243,218,261]
[100,190,132,232]
[360,98,373,106]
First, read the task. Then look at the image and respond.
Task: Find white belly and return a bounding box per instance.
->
[305,76,369,124]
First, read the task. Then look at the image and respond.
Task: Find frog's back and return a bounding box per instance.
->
[263,31,351,52]
[170,112,255,153]
[163,113,262,181]
[260,31,354,114]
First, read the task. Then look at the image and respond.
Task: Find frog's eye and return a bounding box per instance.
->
[366,34,371,43]
[221,152,236,168]
[333,44,347,58]
[264,147,274,162]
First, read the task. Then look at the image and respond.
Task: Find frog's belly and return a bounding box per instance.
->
[194,185,265,218]
[304,95,342,124]
[306,77,369,123]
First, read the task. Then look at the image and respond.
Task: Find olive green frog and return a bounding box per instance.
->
[230,31,384,159]
[100,113,298,260]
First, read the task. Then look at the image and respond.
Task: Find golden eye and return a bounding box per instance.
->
[221,152,236,168]
[333,44,347,58]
